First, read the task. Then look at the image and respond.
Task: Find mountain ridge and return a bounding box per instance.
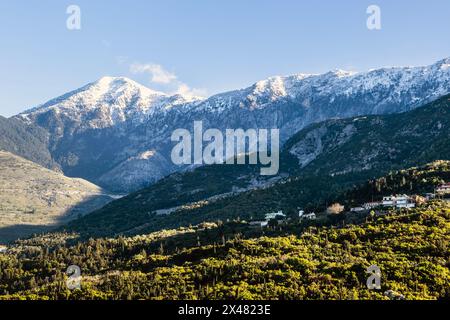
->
[13,57,450,192]
[62,94,450,237]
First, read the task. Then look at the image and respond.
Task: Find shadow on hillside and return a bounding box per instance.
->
[0,194,114,244]
[0,224,56,244]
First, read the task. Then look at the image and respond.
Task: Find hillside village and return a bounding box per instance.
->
[248,183,450,228]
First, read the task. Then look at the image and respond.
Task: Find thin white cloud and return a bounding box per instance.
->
[130,63,177,84]
[129,62,206,98]
[175,83,207,98]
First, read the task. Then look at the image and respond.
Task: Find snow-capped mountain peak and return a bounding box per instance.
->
[92,76,167,97]
[237,58,450,109]
[434,57,450,70]
[19,76,203,129]
[190,58,450,114]
[13,57,450,192]
[330,69,357,78]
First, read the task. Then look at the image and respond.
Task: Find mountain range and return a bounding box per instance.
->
[11,57,450,192]
[63,94,450,237]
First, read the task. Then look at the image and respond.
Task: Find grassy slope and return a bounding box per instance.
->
[0,151,113,243]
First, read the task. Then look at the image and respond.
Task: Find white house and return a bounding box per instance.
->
[0,245,7,253]
[302,213,316,220]
[298,210,305,218]
[437,183,450,194]
[350,207,365,212]
[425,193,436,200]
[265,211,286,221]
[383,195,415,209]
[395,195,415,208]
[382,196,395,207]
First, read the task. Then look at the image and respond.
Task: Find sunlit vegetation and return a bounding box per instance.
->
[1,202,449,300]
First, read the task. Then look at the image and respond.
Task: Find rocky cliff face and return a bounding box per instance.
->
[16,58,450,192]
[284,94,450,177]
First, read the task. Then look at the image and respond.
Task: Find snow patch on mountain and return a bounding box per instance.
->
[19,76,204,130]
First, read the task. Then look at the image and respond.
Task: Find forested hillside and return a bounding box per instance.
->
[335,160,450,207]
[1,202,449,300]
[0,116,57,170]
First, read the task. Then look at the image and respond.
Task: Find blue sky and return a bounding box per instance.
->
[1,0,449,117]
